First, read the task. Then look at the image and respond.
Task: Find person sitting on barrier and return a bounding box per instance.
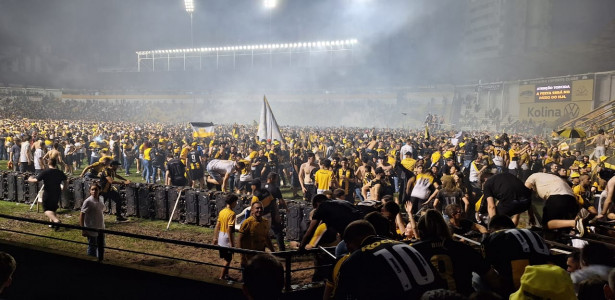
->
[80,156,111,179]
[237,201,274,272]
[79,184,105,259]
[27,157,67,230]
[212,194,238,281]
[100,160,130,222]
[242,253,284,300]
[0,251,16,295]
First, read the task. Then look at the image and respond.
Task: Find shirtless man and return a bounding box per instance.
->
[589,129,607,160]
[299,152,318,202]
[43,143,64,170]
[354,157,373,202]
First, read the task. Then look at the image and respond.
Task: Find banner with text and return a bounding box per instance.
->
[518,75,593,123]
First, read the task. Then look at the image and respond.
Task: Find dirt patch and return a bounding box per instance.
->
[0,202,317,286]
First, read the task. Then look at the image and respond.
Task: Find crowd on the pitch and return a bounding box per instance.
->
[2,105,615,299]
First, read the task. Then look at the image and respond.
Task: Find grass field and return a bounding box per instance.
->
[0,159,316,285]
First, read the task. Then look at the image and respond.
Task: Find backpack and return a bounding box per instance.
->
[167,159,186,184]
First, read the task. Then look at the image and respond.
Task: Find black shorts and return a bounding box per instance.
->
[410,196,428,214]
[543,194,579,225]
[219,249,232,262]
[42,194,60,212]
[304,184,316,201]
[497,197,531,217]
[188,168,204,181]
[237,181,250,192]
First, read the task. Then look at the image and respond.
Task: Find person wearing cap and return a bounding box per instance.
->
[100,160,130,222]
[510,264,576,300]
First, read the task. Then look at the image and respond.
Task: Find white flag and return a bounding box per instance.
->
[257,95,283,142]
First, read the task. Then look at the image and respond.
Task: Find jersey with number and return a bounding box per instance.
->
[186,150,203,170]
[333,236,442,300]
[482,228,550,293]
[411,238,490,296]
[492,146,507,167]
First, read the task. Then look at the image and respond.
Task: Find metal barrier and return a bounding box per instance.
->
[0,213,332,291]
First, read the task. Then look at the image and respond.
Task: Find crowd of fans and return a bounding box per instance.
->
[1,96,615,299]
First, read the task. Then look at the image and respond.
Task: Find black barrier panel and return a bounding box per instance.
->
[215,191,227,215]
[184,189,199,225]
[27,180,43,203]
[16,174,26,203]
[6,173,17,202]
[137,185,151,219]
[234,195,250,216]
[60,179,74,209]
[154,186,168,220]
[73,178,85,210]
[285,202,312,241]
[0,172,6,199]
[167,188,182,221]
[124,184,138,217]
[198,191,212,226]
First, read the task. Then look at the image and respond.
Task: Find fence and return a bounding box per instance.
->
[0,213,332,291]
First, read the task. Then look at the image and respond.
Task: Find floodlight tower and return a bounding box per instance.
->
[185,0,195,47]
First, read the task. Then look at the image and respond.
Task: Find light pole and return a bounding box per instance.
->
[264,0,276,41]
[264,0,276,68]
[185,0,194,47]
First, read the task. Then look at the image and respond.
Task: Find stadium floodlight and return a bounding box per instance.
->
[184,0,194,12]
[264,0,277,9]
[185,0,195,47]
[137,38,359,58]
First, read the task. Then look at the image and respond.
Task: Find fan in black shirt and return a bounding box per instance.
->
[28,158,67,228]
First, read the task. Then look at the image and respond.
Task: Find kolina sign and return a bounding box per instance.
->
[518,77,594,123]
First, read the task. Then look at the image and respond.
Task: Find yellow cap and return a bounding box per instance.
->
[569,172,580,178]
[509,265,575,300]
